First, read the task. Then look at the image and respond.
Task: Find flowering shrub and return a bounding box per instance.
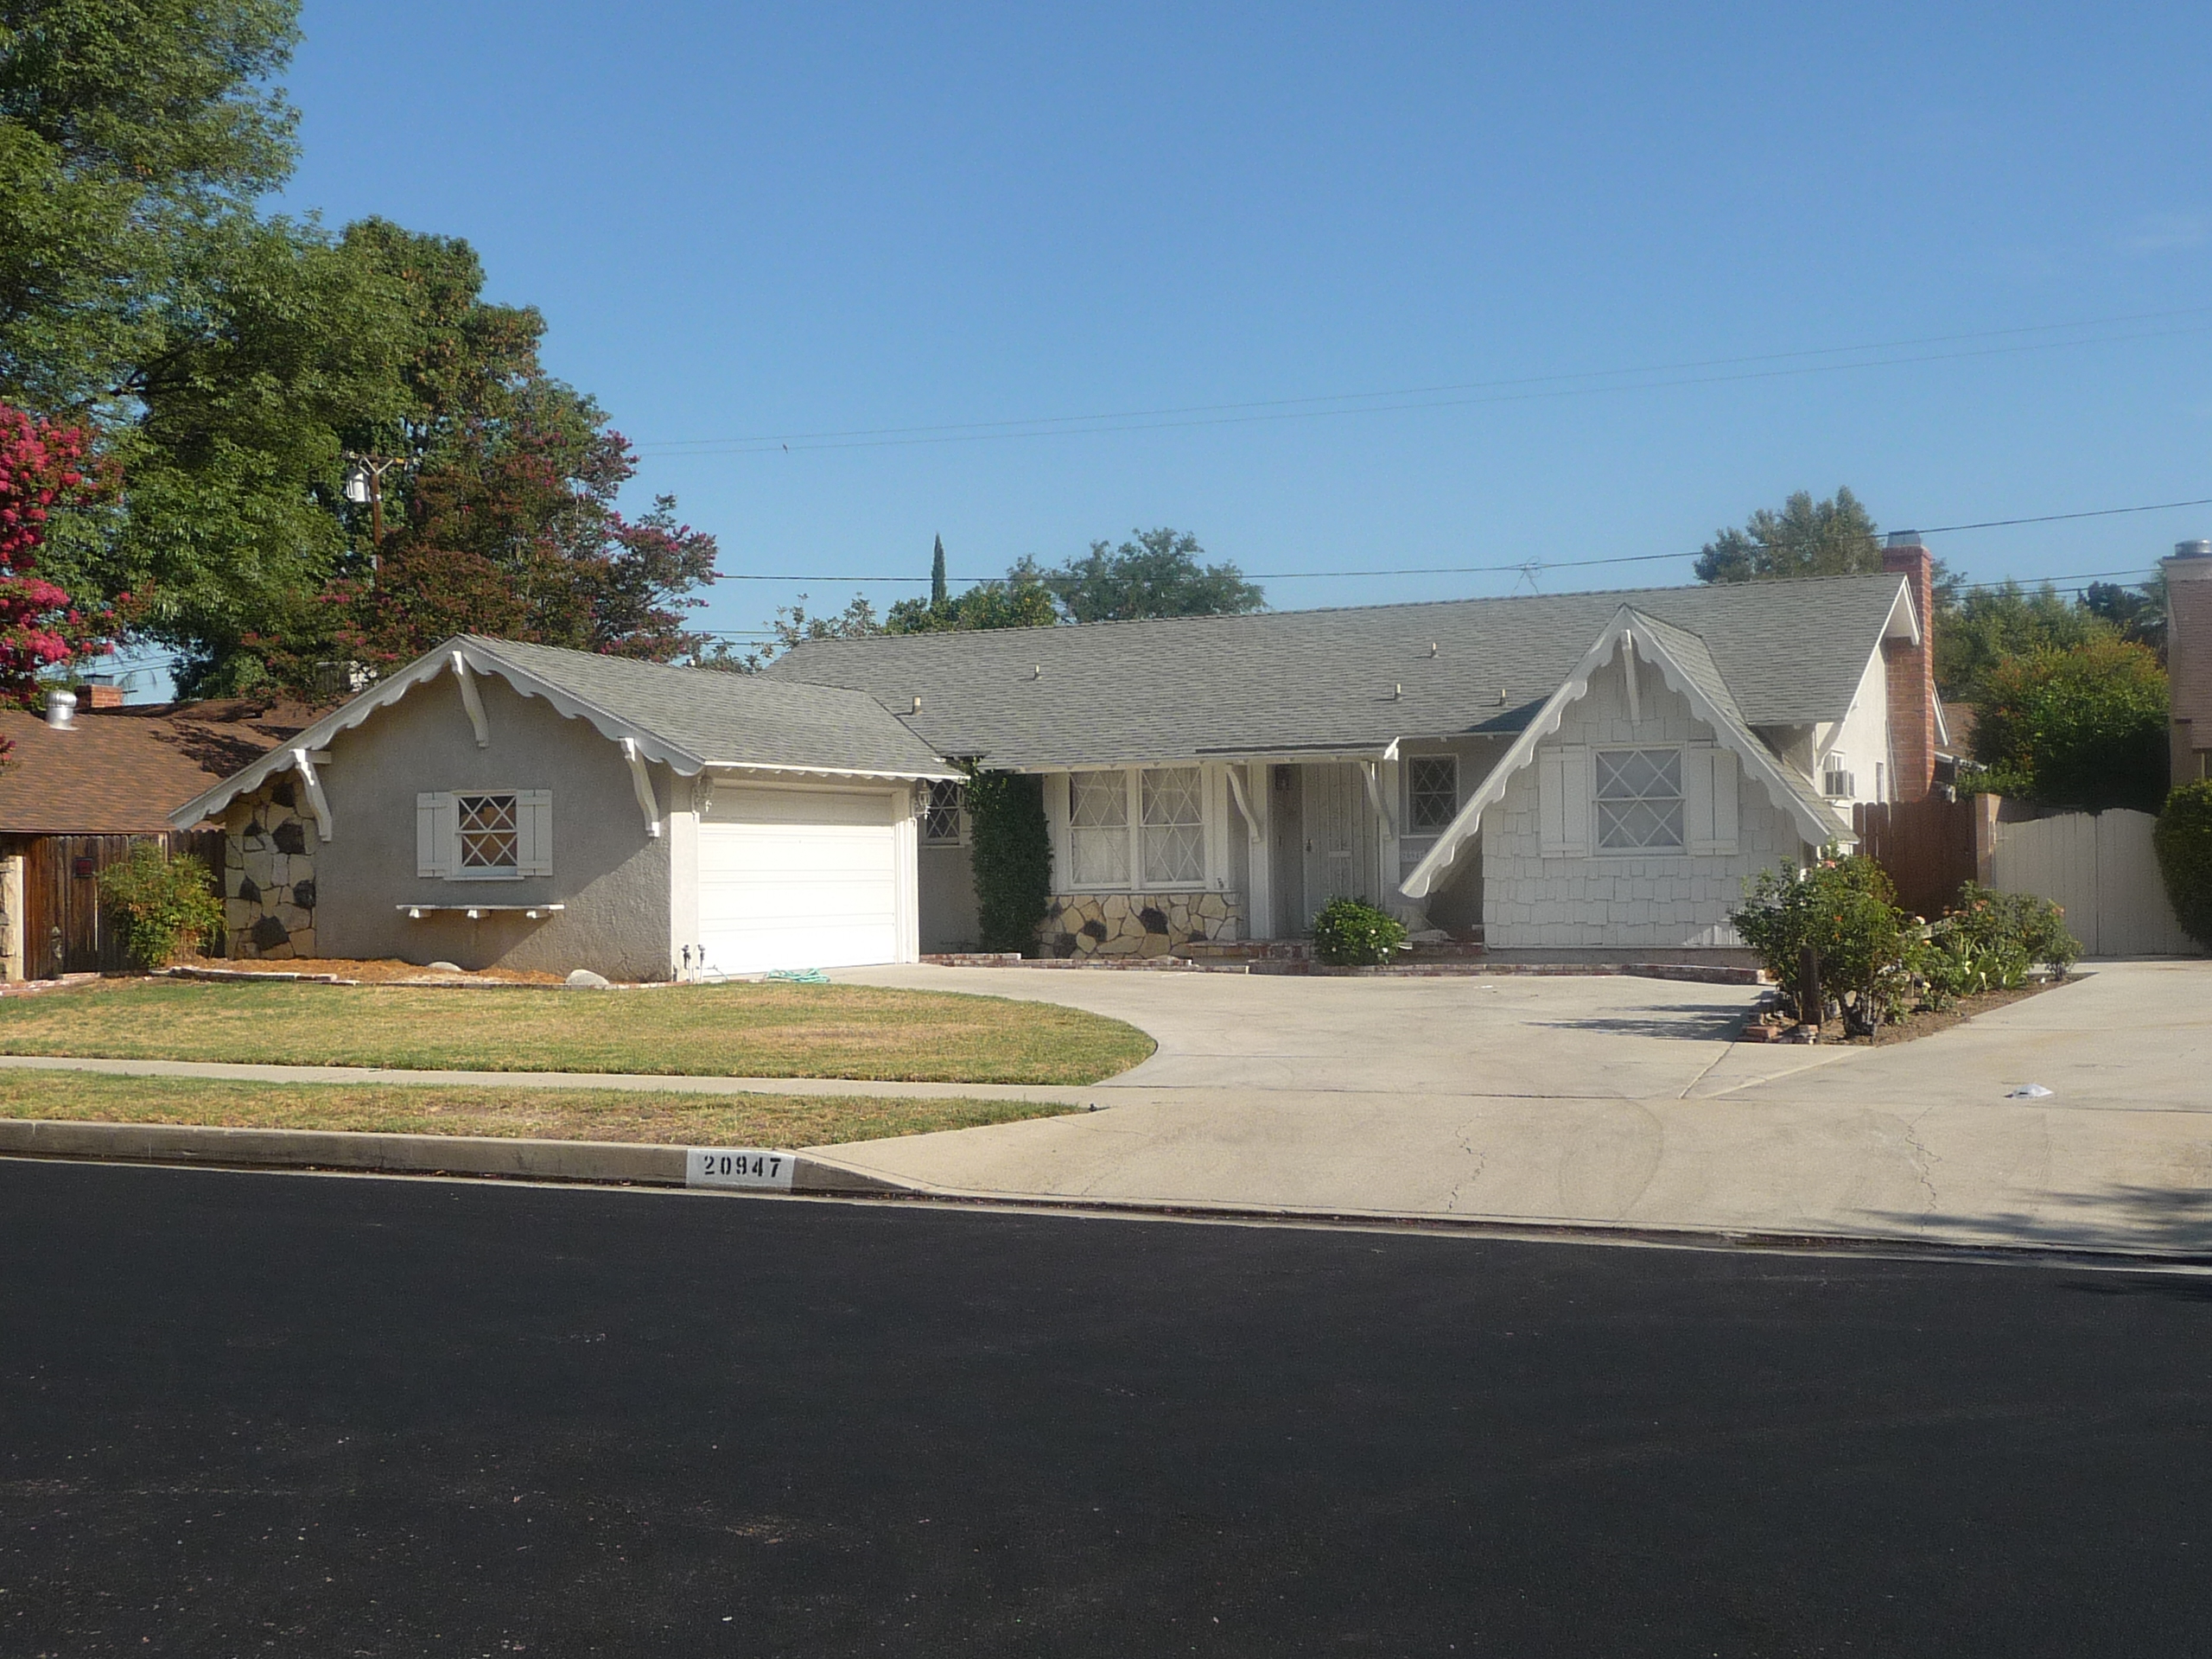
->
[0,406,117,721]
[1941,882,2080,975]
[1732,853,1915,1033]
[1311,897,1408,966]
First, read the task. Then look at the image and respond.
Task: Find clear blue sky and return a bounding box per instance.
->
[271,1,2211,646]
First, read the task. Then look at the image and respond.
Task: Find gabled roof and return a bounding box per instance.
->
[0,698,319,836]
[1400,607,1856,899]
[765,573,1914,769]
[170,636,957,830]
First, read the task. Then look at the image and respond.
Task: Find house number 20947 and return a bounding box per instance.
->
[686,1149,795,1189]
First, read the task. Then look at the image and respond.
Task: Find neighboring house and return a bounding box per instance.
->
[769,542,1942,963]
[0,689,316,978]
[2165,538,2212,785]
[169,637,957,980]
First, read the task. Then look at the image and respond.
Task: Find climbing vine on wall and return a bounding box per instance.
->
[966,769,1052,953]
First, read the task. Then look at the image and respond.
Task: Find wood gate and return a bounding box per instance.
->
[1987,809,2200,957]
[1852,797,1986,921]
[17,830,225,977]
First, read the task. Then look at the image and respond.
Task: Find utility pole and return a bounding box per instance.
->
[342,454,406,569]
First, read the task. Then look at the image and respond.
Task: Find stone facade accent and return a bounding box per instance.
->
[1039,891,1241,958]
[220,776,317,960]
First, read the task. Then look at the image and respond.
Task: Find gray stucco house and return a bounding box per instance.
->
[171,637,957,980]
[766,542,1943,963]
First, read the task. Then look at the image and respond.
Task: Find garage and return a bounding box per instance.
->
[696,783,915,976]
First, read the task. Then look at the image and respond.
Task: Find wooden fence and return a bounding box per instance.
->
[1852,797,1987,921]
[1986,809,2198,957]
[13,830,225,977]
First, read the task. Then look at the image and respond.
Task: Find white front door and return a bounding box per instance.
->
[696,786,905,975]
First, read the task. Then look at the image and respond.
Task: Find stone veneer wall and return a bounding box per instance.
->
[220,778,318,959]
[1039,892,1241,958]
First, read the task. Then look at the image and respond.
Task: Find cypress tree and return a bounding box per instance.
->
[930,534,948,607]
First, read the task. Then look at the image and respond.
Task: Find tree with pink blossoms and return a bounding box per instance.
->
[0,405,117,753]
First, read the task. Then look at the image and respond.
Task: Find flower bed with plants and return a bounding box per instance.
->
[1732,855,2080,1046]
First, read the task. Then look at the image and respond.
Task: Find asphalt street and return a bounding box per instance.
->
[2,1160,2207,1657]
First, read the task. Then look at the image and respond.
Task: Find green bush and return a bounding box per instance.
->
[1911,931,2030,1008]
[2153,781,2212,950]
[1967,637,2169,810]
[966,769,1052,953]
[1311,897,1408,966]
[1942,880,2080,975]
[1732,853,1915,1033]
[97,846,225,968]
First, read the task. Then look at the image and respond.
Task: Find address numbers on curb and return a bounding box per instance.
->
[686,1148,796,1190]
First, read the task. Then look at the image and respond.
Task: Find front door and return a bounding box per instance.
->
[1303,763,1370,923]
[1268,765,1304,938]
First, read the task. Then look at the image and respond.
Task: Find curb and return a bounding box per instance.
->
[3,1120,2205,1270]
[0,1119,905,1195]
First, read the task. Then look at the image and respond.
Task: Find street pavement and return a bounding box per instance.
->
[3,1157,2209,1656]
[827,959,2212,1253]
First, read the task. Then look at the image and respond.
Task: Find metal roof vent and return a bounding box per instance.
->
[44,689,75,730]
[2175,539,2212,559]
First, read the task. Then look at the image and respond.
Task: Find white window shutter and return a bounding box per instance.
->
[440,793,462,880]
[1538,746,1588,857]
[1684,747,1716,851]
[1710,748,1739,855]
[517,790,554,876]
[417,792,448,878]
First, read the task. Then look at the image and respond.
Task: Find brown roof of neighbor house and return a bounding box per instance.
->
[0,698,321,836]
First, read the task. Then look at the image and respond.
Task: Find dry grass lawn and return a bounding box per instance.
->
[0,1069,1072,1147]
[0,977,1153,1084]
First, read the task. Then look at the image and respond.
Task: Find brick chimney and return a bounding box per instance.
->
[2164,538,2212,785]
[81,683,125,710]
[1881,533,1937,803]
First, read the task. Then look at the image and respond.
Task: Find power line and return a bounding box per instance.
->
[637,306,2212,456]
[706,490,2212,587]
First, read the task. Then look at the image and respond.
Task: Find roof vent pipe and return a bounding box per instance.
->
[2175,539,2212,559]
[909,696,922,715]
[44,689,75,731]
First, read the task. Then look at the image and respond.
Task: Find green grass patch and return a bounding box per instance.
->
[0,978,1154,1085]
[0,1069,1073,1147]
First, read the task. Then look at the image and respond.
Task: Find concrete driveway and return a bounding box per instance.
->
[825,960,2212,1255]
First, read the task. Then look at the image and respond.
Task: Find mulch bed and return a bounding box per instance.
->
[1742,976,2075,1047]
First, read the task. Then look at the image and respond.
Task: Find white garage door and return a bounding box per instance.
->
[696,785,906,975]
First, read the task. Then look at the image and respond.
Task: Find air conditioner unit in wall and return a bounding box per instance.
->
[1821,768,1856,798]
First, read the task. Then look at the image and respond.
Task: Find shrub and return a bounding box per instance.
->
[1967,637,2169,811]
[2153,780,2212,950]
[1732,853,1915,1033]
[1942,880,2080,975]
[966,769,1052,953]
[1311,897,1408,966]
[97,846,225,968]
[1911,931,2029,1007]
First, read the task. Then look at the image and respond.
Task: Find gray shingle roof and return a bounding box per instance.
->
[461,637,955,777]
[766,575,1904,770]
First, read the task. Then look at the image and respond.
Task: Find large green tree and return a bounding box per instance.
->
[1694,487,1885,583]
[1967,637,2169,811]
[1934,580,2110,703]
[1028,527,1264,622]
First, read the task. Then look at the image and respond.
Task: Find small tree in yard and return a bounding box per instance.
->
[1965,638,2169,811]
[1732,854,1915,1034]
[98,846,226,968]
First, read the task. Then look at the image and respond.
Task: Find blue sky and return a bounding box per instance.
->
[268,1,2211,648]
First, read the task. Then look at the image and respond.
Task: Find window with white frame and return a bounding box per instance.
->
[1068,770,1130,887]
[417,790,553,880]
[1593,749,1684,852]
[1140,766,1204,885]
[1407,755,1458,830]
[922,778,965,844]
[1065,767,1210,890]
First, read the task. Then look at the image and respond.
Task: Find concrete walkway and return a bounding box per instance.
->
[810,960,2212,1255]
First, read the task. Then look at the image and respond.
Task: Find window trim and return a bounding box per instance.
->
[1592,747,1686,855]
[1060,766,1211,893]
[417,788,553,881]
[921,778,967,846]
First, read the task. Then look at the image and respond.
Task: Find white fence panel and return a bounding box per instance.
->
[1989,808,2199,957]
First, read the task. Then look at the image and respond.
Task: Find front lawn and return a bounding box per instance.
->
[0,979,1153,1085]
[0,1070,1072,1147]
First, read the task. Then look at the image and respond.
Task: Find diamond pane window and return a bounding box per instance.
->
[1141,767,1205,885]
[1069,771,1129,887]
[456,793,519,870]
[923,779,964,843]
[1594,749,1684,851]
[1408,756,1459,830]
